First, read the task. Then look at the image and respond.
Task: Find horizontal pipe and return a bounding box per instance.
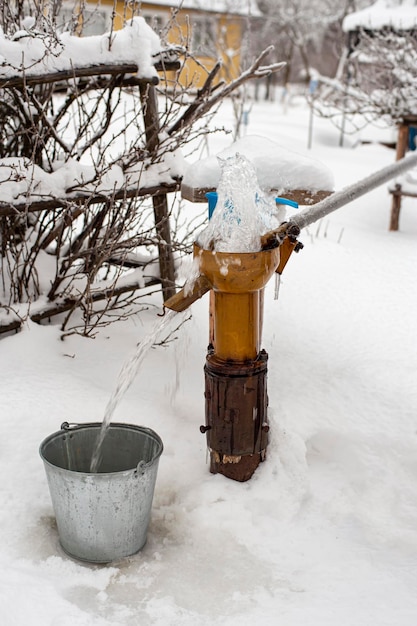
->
[290,152,417,230]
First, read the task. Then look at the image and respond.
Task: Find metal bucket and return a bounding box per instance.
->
[39,422,163,563]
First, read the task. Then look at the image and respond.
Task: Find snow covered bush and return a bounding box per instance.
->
[0,2,184,336]
[311,26,417,132]
[0,1,283,337]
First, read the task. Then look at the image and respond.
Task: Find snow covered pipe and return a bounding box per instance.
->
[289,152,417,231]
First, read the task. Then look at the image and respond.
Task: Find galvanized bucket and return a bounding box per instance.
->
[39,422,163,563]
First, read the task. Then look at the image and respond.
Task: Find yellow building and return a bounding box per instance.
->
[77,1,261,89]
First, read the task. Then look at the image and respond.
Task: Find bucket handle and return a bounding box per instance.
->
[60,421,99,430]
[61,421,81,430]
[136,459,152,476]
[59,423,162,475]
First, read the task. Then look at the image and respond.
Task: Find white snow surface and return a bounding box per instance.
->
[343,0,417,32]
[182,134,335,193]
[0,150,185,204]
[0,17,162,80]
[1,99,417,626]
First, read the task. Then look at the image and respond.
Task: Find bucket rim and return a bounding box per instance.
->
[39,421,163,477]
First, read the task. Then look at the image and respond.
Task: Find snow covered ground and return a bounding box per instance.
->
[1,95,417,626]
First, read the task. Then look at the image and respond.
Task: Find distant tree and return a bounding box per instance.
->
[254,0,351,92]
[312,26,417,132]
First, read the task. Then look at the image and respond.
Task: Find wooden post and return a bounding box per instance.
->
[389,122,409,231]
[389,184,402,232]
[140,83,176,299]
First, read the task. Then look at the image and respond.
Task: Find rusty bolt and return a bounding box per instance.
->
[287,223,301,238]
[200,425,211,434]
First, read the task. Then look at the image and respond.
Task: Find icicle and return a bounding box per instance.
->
[274,273,281,301]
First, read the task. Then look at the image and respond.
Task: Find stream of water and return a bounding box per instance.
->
[197,153,282,253]
[89,308,183,472]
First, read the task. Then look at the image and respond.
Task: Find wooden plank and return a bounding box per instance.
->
[0,64,142,88]
[392,191,417,198]
[389,185,417,199]
[0,59,180,89]
[0,274,163,335]
[0,180,180,217]
[30,275,162,323]
[181,182,332,205]
[0,318,22,335]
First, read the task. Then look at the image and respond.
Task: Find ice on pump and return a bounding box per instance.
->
[197,153,286,253]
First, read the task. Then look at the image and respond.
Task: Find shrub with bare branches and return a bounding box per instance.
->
[310,27,417,133]
[0,1,283,337]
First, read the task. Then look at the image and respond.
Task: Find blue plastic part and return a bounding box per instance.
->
[205,191,299,219]
[275,197,299,209]
[205,192,218,219]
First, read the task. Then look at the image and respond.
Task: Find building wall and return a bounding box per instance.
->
[82,1,245,89]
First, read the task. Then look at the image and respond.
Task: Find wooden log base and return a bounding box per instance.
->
[181,183,332,206]
[209,450,264,482]
[203,353,269,482]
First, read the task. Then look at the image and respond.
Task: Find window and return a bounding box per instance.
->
[191,16,217,57]
[55,8,77,34]
[143,13,166,35]
[56,6,111,36]
[80,9,110,36]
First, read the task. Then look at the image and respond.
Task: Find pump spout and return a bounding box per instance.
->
[164,222,301,314]
[164,274,211,312]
